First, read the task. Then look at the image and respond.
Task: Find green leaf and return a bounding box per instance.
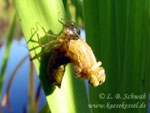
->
[83,0,149,113]
[13,0,91,113]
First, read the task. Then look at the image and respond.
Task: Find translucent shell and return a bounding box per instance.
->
[31,23,106,87]
[48,39,106,87]
[63,39,106,87]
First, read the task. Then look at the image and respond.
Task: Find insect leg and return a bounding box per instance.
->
[30,46,58,60]
[36,22,58,38]
[41,27,58,38]
[37,33,61,48]
[57,12,75,25]
[61,18,75,25]
[27,27,38,44]
[31,39,66,60]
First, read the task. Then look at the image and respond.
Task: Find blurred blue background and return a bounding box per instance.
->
[0,38,46,113]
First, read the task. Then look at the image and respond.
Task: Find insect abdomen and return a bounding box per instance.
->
[47,51,70,87]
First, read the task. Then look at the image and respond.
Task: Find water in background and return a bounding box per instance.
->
[0,38,46,113]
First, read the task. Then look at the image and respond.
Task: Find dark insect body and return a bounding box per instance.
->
[31,23,106,87]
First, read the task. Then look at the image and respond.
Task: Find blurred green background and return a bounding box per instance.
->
[0,0,149,113]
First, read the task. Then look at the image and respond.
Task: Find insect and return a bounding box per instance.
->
[31,21,106,87]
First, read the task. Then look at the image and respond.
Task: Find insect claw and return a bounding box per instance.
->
[35,21,42,28]
[31,27,37,35]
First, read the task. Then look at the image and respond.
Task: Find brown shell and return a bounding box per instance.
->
[32,23,105,87]
[47,50,70,87]
[65,39,97,77]
[60,39,106,87]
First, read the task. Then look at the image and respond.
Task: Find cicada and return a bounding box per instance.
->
[31,23,106,87]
